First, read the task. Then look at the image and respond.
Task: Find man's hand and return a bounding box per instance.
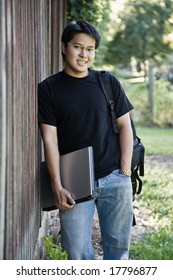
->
[53,188,76,210]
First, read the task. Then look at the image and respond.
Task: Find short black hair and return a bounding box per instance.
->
[61,20,101,49]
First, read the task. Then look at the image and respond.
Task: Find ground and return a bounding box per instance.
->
[48,155,173,260]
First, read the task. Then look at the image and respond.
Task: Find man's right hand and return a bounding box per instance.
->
[53,187,76,210]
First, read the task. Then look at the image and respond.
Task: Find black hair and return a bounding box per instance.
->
[61,20,101,49]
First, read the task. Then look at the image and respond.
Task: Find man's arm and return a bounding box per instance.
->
[40,124,75,210]
[116,112,133,172]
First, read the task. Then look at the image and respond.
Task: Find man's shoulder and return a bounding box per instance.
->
[39,72,62,87]
[92,69,118,81]
[92,69,120,88]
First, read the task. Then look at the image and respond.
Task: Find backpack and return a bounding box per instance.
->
[97,70,145,200]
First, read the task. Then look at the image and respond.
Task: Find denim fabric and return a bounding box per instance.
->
[59,169,133,260]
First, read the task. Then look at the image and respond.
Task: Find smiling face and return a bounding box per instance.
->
[61,33,96,78]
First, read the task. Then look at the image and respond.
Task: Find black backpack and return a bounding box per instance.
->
[97,70,145,200]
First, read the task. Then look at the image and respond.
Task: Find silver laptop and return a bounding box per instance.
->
[41,146,94,211]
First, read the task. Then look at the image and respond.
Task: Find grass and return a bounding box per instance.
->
[130,227,173,260]
[130,127,173,260]
[135,126,173,156]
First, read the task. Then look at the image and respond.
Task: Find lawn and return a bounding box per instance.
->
[130,126,173,260]
[136,126,173,156]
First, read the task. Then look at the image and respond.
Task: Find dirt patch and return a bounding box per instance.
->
[145,155,173,170]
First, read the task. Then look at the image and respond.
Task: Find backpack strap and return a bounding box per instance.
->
[134,169,142,194]
[131,169,142,195]
[97,70,145,178]
[139,140,145,176]
[97,70,119,134]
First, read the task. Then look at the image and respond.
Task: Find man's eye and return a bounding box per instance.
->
[87,48,94,53]
[74,44,81,49]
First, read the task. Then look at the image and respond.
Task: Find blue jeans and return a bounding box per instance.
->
[59,169,133,260]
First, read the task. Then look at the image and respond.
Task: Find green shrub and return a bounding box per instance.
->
[123,81,149,126]
[42,235,68,260]
[153,79,173,127]
[123,78,173,127]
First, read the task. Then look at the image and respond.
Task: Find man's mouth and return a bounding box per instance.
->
[77,60,87,66]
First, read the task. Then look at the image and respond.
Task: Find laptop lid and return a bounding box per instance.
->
[41,146,94,211]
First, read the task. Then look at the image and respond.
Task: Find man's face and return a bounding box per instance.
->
[61,33,96,78]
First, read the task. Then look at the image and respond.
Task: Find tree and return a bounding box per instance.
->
[66,0,111,67]
[106,0,173,65]
[67,0,109,27]
[105,0,173,124]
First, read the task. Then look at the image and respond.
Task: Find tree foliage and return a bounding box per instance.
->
[67,0,109,26]
[105,0,173,66]
[66,0,111,67]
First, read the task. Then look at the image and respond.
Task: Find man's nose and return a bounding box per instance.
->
[79,48,87,57]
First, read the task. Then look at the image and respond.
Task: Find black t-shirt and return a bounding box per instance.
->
[38,69,133,179]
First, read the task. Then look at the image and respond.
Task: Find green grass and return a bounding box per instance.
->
[130,167,173,259]
[141,168,173,221]
[130,127,173,260]
[130,227,173,260]
[135,126,173,156]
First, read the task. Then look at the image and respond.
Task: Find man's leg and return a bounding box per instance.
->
[59,199,95,260]
[96,170,133,260]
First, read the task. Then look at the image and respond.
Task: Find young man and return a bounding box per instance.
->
[38,20,134,260]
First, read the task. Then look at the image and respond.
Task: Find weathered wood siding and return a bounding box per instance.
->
[0,0,66,260]
[0,0,7,261]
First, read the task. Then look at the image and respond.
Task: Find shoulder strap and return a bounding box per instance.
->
[97,70,119,134]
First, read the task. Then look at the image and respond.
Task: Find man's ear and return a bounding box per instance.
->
[61,42,66,55]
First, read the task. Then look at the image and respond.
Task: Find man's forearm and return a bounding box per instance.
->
[43,140,62,191]
[119,125,133,171]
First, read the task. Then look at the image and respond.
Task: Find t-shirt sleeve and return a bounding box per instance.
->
[109,73,134,118]
[38,82,57,126]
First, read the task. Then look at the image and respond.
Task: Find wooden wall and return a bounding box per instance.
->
[0,0,66,260]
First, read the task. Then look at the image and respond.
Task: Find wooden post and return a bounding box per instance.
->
[148,62,154,125]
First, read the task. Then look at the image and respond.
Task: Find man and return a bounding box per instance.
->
[38,20,134,260]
